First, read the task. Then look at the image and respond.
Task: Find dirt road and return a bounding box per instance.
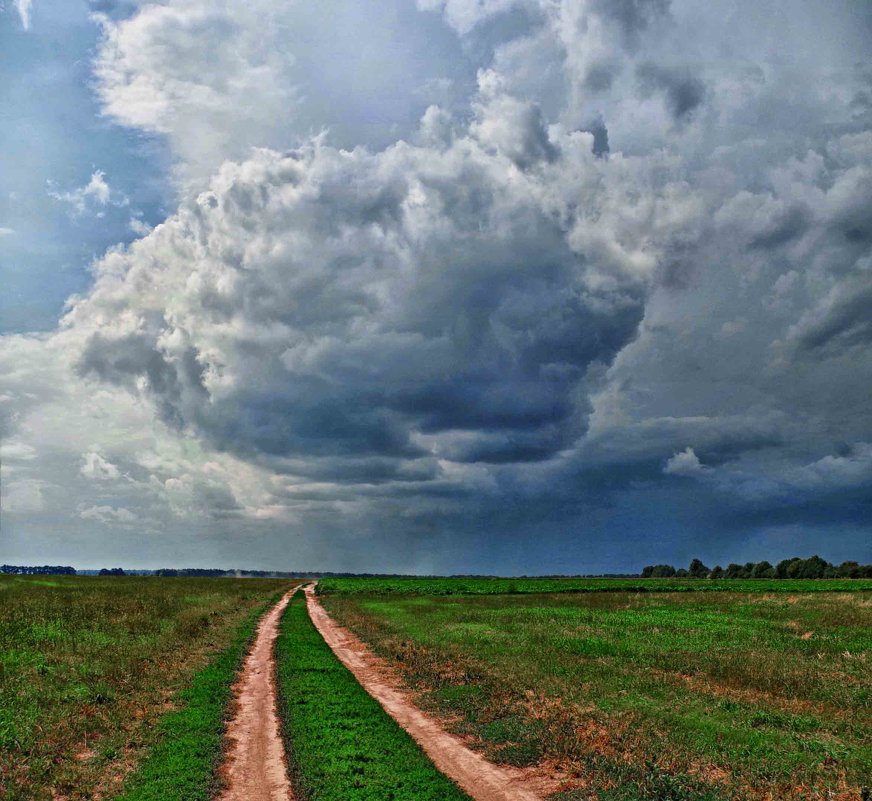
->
[305,584,546,801]
[217,588,296,801]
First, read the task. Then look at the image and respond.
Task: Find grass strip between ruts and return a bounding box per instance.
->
[114,589,287,801]
[275,591,471,801]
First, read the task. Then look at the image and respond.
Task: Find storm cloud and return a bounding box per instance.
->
[1,0,871,572]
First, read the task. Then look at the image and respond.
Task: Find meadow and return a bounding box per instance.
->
[275,591,471,800]
[0,574,288,800]
[322,583,872,801]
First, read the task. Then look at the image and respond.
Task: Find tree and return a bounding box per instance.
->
[751,560,775,579]
[642,564,677,578]
[688,558,710,578]
[709,565,724,578]
[775,558,800,579]
[796,555,830,579]
[724,563,745,579]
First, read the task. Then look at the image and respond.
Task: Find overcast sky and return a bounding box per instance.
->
[1,0,871,573]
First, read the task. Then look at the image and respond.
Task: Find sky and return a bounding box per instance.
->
[1,0,871,574]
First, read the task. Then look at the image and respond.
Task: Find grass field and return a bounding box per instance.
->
[0,574,289,800]
[317,576,872,596]
[275,591,471,800]
[323,584,872,801]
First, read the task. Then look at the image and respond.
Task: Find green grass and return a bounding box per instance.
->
[317,576,872,596]
[323,589,872,801]
[115,591,285,801]
[275,591,471,801]
[0,574,289,800]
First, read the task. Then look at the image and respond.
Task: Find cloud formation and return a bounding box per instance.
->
[14,0,33,30]
[48,171,126,217]
[664,448,708,477]
[2,0,871,571]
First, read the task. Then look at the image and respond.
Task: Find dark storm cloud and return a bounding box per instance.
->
[78,330,208,428]
[792,278,872,355]
[748,204,811,250]
[583,116,610,158]
[70,117,656,486]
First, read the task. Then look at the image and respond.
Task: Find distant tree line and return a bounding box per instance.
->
[153,568,307,578]
[642,555,872,579]
[98,567,126,576]
[1,564,76,575]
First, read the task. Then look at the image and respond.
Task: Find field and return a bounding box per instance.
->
[5,573,870,801]
[317,576,872,595]
[322,581,872,801]
[0,574,288,800]
[275,591,471,800]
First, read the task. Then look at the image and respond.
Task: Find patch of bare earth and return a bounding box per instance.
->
[306,584,563,801]
[217,589,296,801]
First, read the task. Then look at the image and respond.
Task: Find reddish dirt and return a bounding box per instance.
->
[305,584,548,801]
[217,589,296,801]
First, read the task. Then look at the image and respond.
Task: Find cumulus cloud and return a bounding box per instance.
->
[664,447,708,477]
[2,0,871,570]
[67,91,721,487]
[792,444,872,492]
[90,0,476,186]
[92,3,298,184]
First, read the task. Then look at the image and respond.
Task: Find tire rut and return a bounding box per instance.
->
[305,584,547,801]
[217,588,296,801]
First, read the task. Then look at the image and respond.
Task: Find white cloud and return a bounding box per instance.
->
[92,3,298,185]
[48,170,126,217]
[0,227,15,237]
[15,0,33,30]
[663,447,709,477]
[78,504,137,524]
[0,440,37,461]
[80,450,121,481]
[128,217,153,236]
[792,444,872,492]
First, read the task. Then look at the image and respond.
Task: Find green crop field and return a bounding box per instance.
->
[322,585,872,801]
[0,574,289,800]
[275,591,471,801]
[317,576,872,596]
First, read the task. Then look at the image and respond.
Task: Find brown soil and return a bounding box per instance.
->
[217,589,296,801]
[305,584,548,801]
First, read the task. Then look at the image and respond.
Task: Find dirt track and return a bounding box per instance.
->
[305,584,546,801]
[217,588,296,801]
